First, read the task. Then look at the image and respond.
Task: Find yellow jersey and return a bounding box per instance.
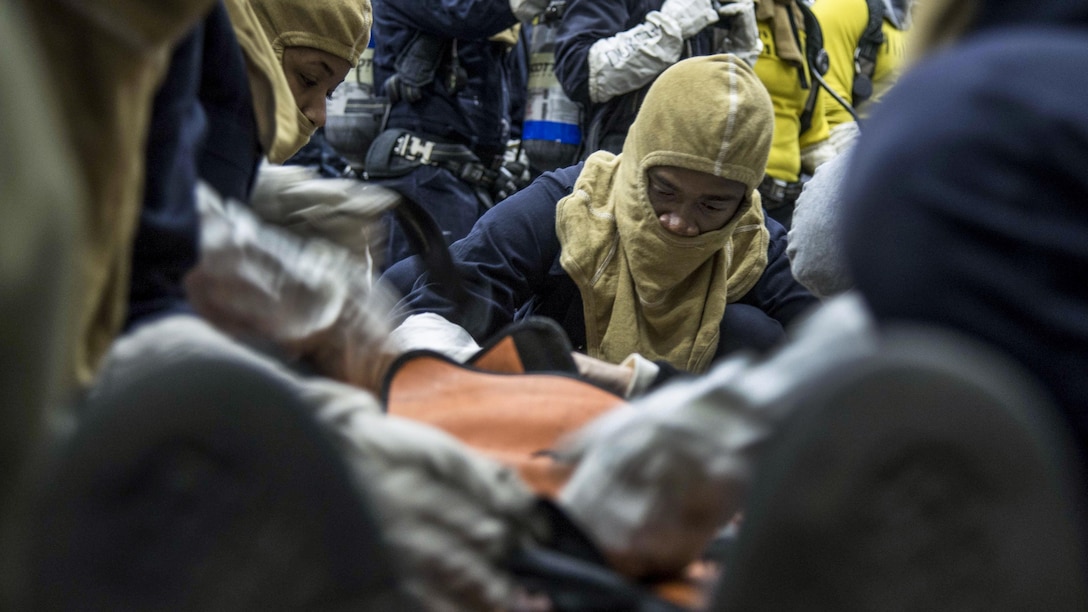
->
[754,15,830,183]
[812,0,910,128]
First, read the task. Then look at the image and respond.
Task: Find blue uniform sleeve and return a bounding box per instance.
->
[375,0,518,40]
[737,216,820,326]
[553,0,641,105]
[382,165,582,341]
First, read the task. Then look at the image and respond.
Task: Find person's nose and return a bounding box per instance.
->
[304,99,327,129]
[657,202,700,236]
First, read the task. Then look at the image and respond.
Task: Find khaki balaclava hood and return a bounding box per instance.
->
[226,0,372,163]
[557,54,774,374]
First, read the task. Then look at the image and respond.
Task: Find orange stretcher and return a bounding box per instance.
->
[381,321,716,609]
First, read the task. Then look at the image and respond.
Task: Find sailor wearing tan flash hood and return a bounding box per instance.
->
[383,54,818,399]
[226,0,371,163]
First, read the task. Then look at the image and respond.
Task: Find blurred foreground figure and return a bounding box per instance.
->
[841,0,1088,466]
[0,0,82,605]
[19,0,218,387]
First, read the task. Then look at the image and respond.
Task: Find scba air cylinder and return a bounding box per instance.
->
[522,5,582,174]
[325,39,388,171]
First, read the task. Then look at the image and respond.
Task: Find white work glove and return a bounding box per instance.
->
[249,163,401,267]
[800,137,838,176]
[585,0,720,103]
[558,358,758,579]
[828,120,861,156]
[509,0,550,22]
[587,16,683,104]
[572,352,661,399]
[715,0,762,67]
[185,181,401,394]
[321,408,545,612]
[557,294,878,579]
[659,0,720,39]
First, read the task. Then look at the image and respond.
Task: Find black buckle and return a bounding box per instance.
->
[458,163,490,186]
[759,176,803,204]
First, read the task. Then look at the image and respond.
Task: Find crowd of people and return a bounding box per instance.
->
[3,0,1088,610]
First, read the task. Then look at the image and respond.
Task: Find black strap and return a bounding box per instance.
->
[390,193,470,307]
[383,31,466,104]
[540,0,567,24]
[790,0,828,135]
[853,0,886,105]
[384,31,445,104]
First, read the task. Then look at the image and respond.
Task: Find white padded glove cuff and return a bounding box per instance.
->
[620,353,661,399]
[587,13,684,104]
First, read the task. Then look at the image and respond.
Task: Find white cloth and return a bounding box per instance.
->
[558,293,878,578]
[389,313,483,363]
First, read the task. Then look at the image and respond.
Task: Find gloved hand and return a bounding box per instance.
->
[572,352,661,399]
[249,163,401,262]
[321,408,547,611]
[509,0,550,22]
[185,182,401,394]
[572,352,634,398]
[659,0,720,39]
[557,359,758,579]
[557,294,879,579]
[715,0,762,67]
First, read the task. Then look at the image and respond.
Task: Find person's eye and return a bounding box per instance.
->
[300,74,318,88]
[701,200,729,212]
[651,182,675,197]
